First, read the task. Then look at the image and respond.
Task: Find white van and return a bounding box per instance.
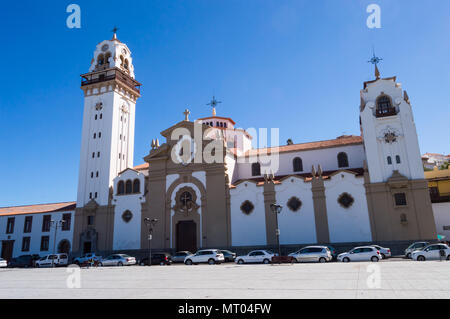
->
[35,254,69,267]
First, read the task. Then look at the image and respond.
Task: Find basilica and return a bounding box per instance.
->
[0,33,438,260]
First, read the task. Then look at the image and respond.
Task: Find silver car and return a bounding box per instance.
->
[405,242,429,259]
[100,254,136,266]
[0,258,7,268]
[172,251,193,263]
[289,246,332,263]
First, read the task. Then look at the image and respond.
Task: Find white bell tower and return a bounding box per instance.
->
[360,63,424,183]
[76,31,141,207]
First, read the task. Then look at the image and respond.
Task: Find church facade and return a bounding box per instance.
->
[70,35,437,256]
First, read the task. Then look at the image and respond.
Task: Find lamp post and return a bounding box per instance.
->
[50,220,66,268]
[270,204,283,257]
[144,218,158,266]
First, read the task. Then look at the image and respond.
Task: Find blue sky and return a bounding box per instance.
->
[0,0,449,207]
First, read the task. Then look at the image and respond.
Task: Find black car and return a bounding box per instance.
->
[8,255,40,268]
[220,250,237,262]
[139,253,172,266]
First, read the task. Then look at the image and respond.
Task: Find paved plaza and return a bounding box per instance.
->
[0,259,449,299]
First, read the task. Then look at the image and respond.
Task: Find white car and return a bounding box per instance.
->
[184,249,225,265]
[0,258,7,268]
[411,244,450,261]
[288,246,332,263]
[404,242,429,259]
[35,254,69,267]
[100,254,136,266]
[337,246,381,262]
[235,250,275,264]
[371,245,391,259]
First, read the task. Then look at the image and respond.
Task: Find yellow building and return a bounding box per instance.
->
[425,167,450,239]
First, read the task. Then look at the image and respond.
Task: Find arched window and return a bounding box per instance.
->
[252,163,261,176]
[97,54,104,66]
[125,180,132,194]
[133,179,140,193]
[124,59,129,70]
[376,95,396,117]
[387,156,392,165]
[104,52,111,66]
[396,155,401,164]
[117,181,125,195]
[337,152,349,168]
[293,157,303,172]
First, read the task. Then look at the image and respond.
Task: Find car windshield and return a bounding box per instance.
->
[265,250,274,254]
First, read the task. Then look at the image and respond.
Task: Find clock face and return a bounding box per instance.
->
[101,44,109,52]
[174,136,197,166]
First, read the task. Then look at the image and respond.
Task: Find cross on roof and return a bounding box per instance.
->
[368,50,383,79]
[183,109,190,121]
[207,96,222,116]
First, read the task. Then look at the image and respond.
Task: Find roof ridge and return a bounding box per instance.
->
[0,201,76,210]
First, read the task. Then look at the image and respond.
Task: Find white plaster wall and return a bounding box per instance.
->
[361,79,424,183]
[432,202,450,239]
[324,172,372,243]
[0,211,74,258]
[112,169,145,250]
[230,182,266,246]
[192,171,206,187]
[235,144,365,181]
[275,177,317,244]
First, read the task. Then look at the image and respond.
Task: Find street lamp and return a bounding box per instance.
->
[143,218,158,266]
[50,220,66,268]
[270,204,283,257]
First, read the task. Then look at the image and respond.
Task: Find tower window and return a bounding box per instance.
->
[96,171,99,178]
[91,172,94,178]
[97,152,100,157]
[394,193,407,206]
[125,180,132,194]
[92,152,95,158]
[89,193,92,199]
[99,132,101,138]
[396,155,401,164]
[93,133,96,139]
[376,95,397,117]
[337,152,349,168]
[387,156,392,165]
[252,163,261,176]
[95,115,98,120]
[293,157,303,172]
[95,192,98,199]
[100,114,102,119]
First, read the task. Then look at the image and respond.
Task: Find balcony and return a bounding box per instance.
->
[81,68,141,95]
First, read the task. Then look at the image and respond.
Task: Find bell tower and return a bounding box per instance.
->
[76,31,141,208]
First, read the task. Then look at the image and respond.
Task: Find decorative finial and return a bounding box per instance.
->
[207,96,222,117]
[111,26,119,40]
[368,49,382,80]
[183,109,190,121]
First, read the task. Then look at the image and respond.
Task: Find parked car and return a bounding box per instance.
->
[8,255,40,268]
[0,258,7,268]
[100,254,136,266]
[184,249,225,265]
[289,246,332,263]
[411,244,450,261]
[220,250,237,262]
[73,253,102,265]
[371,245,391,259]
[139,253,172,266]
[404,242,429,259]
[337,246,381,262]
[35,254,69,267]
[235,250,275,264]
[325,245,338,261]
[172,251,193,263]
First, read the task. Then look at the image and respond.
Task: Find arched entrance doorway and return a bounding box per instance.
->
[58,240,71,254]
[176,220,197,252]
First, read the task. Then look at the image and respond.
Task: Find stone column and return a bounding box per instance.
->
[311,169,330,244]
[263,177,277,246]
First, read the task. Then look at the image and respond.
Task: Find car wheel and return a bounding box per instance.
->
[406,253,411,259]
[343,257,350,263]
[319,257,326,263]
[35,264,40,268]
[381,253,386,259]
[238,259,244,265]
[447,255,450,261]
[371,256,379,262]
[208,259,215,265]
[263,259,270,264]
[185,259,193,265]
[417,255,425,261]
[118,262,123,266]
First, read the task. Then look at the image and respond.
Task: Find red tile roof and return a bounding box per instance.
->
[0,202,76,217]
[134,163,149,170]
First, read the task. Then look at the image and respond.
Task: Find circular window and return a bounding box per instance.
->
[287,197,302,212]
[122,210,133,223]
[338,193,354,208]
[240,200,255,215]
